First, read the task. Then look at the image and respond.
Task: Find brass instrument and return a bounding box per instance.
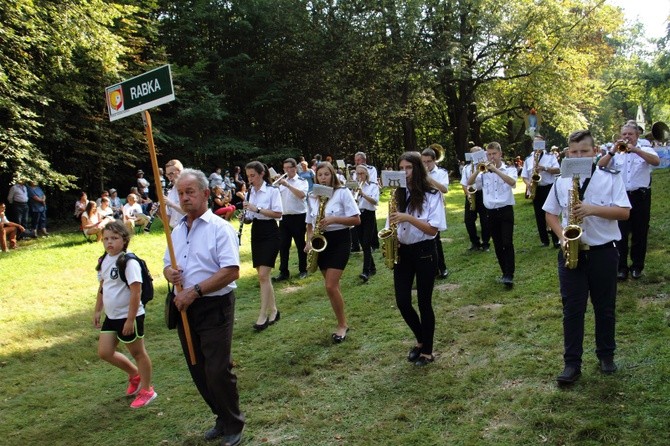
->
[477,162,492,173]
[237,189,251,244]
[529,150,542,200]
[652,121,669,143]
[353,181,364,202]
[615,139,630,153]
[272,173,288,186]
[466,185,477,211]
[378,188,399,269]
[562,175,583,270]
[429,143,445,163]
[306,195,329,274]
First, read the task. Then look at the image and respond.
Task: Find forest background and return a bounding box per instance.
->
[1,0,669,217]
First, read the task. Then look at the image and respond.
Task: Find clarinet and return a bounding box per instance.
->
[238,189,251,245]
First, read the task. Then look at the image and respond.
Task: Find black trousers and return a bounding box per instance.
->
[558,245,618,367]
[279,213,307,275]
[434,232,447,273]
[617,188,651,272]
[464,191,490,247]
[532,184,559,245]
[11,202,29,231]
[357,209,377,273]
[487,205,515,277]
[177,292,245,435]
[394,239,437,355]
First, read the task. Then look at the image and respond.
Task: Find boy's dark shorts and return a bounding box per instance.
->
[101,314,145,343]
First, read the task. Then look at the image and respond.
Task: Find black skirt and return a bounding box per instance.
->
[251,219,280,268]
[317,228,351,271]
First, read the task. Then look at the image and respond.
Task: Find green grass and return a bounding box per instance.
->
[2,170,670,446]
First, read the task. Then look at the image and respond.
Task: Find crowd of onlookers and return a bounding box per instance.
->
[1,179,48,252]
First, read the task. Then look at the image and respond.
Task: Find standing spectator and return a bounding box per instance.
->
[297,160,315,192]
[232,166,245,191]
[27,181,48,237]
[163,169,245,445]
[108,189,123,219]
[165,160,185,228]
[1,202,24,251]
[158,167,167,196]
[223,170,235,191]
[209,167,224,190]
[136,170,150,198]
[274,158,309,281]
[598,121,660,280]
[7,178,30,238]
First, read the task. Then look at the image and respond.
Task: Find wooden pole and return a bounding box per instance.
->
[142,110,197,365]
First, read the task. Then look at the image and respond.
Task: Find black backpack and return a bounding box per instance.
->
[97,252,155,305]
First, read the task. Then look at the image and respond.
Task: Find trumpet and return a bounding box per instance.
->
[615,139,630,153]
[477,162,493,173]
[272,173,288,186]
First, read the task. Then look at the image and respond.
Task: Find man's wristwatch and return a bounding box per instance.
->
[257,207,263,213]
[194,283,203,298]
[608,151,616,157]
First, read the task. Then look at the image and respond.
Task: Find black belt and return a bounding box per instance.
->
[580,241,615,251]
[361,209,375,213]
[488,205,512,212]
[628,188,650,194]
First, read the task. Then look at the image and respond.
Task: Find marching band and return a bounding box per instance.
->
[171,121,662,372]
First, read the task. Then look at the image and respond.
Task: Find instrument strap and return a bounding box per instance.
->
[578,164,597,201]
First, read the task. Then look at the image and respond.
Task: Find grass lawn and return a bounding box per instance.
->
[1,169,669,446]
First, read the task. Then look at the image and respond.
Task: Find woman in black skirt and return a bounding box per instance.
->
[305,162,361,343]
[244,161,283,331]
[388,152,447,365]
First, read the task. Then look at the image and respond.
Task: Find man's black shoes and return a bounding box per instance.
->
[599,357,617,374]
[437,269,449,279]
[204,424,225,441]
[617,270,628,281]
[631,269,642,280]
[556,366,581,385]
[272,274,289,282]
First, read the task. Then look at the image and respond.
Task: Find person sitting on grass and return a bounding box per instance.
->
[1,202,25,251]
[94,220,156,408]
[81,201,113,242]
[122,194,150,233]
[211,185,236,220]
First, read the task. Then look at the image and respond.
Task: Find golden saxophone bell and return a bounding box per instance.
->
[310,234,327,252]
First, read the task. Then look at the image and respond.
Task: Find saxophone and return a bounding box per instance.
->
[529,150,542,200]
[466,185,477,212]
[306,195,329,274]
[562,175,583,269]
[378,188,399,269]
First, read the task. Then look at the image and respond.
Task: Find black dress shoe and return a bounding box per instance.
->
[556,366,581,384]
[407,346,421,362]
[272,274,289,282]
[414,354,434,366]
[437,269,449,279]
[204,424,225,441]
[541,242,550,247]
[359,272,369,282]
[599,357,617,374]
[221,431,242,446]
[481,245,490,252]
[631,269,642,280]
[468,244,481,251]
[617,270,628,281]
[298,271,308,279]
[369,269,377,276]
[268,311,281,325]
[253,319,269,331]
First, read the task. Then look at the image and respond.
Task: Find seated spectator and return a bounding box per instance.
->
[108,188,123,219]
[98,197,114,219]
[211,186,236,220]
[1,202,24,251]
[81,201,113,242]
[232,182,247,210]
[95,190,109,207]
[122,193,150,232]
[130,186,154,215]
[74,191,89,222]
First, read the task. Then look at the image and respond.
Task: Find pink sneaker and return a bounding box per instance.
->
[130,387,157,409]
[126,374,141,396]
